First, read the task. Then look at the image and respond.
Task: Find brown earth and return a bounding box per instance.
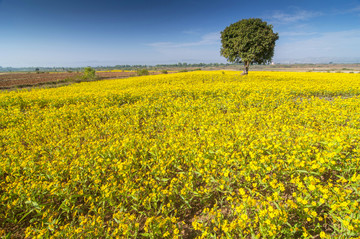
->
[0,71,142,90]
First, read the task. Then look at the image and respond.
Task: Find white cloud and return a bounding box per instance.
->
[148,32,220,48]
[182,30,201,35]
[280,31,319,37]
[269,9,322,24]
[333,5,360,15]
[275,29,360,59]
[145,32,224,64]
[347,5,360,16]
[351,6,360,12]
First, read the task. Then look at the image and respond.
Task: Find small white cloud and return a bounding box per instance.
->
[182,30,201,35]
[352,6,360,12]
[145,32,223,63]
[269,9,322,24]
[147,42,175,48]
[334,5,360,14]
[321,4,360,19]
[349,5,360,16]
[275,29,360,59]
[280,31,319,37]
[148,32,220,48]
[197,32,220,45]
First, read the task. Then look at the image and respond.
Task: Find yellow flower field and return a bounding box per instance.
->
[1,71,360,238]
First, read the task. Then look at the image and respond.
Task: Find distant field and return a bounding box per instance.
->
[251,63,360,73]
[207,63,360,73]
[1,64,360,90]
[0,71,141,90]
[1,71,360,238]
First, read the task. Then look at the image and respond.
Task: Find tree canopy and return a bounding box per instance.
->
[220,18,279,74]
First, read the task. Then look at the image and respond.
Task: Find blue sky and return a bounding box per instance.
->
[1,0,360,67]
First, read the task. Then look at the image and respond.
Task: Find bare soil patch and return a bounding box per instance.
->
[0,71,144,90]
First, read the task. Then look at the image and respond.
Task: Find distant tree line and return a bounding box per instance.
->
[0,63,240,73]
[110,62,237,71]
[0,66,84,73]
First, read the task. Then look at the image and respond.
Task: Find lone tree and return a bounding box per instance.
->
[220,18,279,75]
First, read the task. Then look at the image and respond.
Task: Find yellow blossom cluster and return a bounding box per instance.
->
[1,71,360,238]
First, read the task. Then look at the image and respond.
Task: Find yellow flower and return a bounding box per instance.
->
[2,71,360,238]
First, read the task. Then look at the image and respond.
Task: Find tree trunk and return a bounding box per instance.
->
[242,61,250,75]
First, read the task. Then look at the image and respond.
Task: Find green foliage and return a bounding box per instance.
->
[220,18,279,74]
[82,67,96,80]
[161,70,168,74]
[137,69,149,76]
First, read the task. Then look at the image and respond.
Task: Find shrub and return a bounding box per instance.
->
[161,70,168,74]
[137,69,149,76]
[82,67,97,81]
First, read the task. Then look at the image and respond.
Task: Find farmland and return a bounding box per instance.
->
[0,71,137,90]
[2,64,360,90]
[1,71,360,238]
